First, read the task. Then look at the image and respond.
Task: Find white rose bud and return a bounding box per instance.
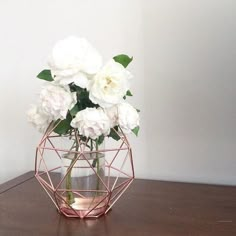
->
[71,107,110,139]
[39,83,77,120]
[89,60,132,108]
[48,36,102,88]
[117,103,139,134]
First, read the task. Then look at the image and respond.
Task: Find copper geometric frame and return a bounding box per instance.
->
[35,122,134,218]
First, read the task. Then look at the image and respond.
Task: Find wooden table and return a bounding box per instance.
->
[0,172,236,236]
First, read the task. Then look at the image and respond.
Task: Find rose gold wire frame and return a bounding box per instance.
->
[35,125,135,218]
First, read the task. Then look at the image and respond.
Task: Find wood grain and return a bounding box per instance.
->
[0,171,236,236]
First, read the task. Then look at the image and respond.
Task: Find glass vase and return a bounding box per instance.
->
[59,140,107,217]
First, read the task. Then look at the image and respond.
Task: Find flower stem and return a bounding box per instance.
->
[66,167,74,205]
[95,139,100,193]
[65,139,79,205]
[91,139,100,194]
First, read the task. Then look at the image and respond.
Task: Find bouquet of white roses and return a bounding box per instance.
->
[28,36,140,142]
[28,36,140,208]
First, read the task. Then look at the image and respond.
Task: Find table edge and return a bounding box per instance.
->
[1,171,235,195]
[0,171,35,194]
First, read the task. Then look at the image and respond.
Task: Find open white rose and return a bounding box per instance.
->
[48,36,102,88]
[89,60,132,108]
[27,105,52,133]
[39,83,77,120]
[117,103,139,134]
[71,107,110,139]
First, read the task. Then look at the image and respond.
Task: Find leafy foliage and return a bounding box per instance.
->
[70,84,98,111]
[53,119,71,135]
[76,89,98,110]
[132,126,140,136]
[108,126,120,141]
[113,54,133,68]
[37,70,54,81]
[97,135,105,145]
[123,90,133,99]
[70,104,79,117]
[126,90,133,96]
[53,113,72,135]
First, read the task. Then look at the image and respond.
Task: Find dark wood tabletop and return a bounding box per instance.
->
[0,171,236,236]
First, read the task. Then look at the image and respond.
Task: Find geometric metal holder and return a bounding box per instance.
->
[35,122,134,218]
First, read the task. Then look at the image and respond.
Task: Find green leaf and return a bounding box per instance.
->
[71,84,84,93]
[37,70,54,81]
[126,90,133,96]
[132,126,140,136]
[70,104,79,117]
[108,128,120,141]
[77,89,98,110]
[97,135,105,145]
[113,54,133,68]
[123,90,133,99]
[53,119,71,135]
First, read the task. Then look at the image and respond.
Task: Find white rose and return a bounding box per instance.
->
[39,83,77,120]
[89,60,132,108]
[104,105,118,128]
[48,36,102,88]
[27,105,52,133]
[117,103,139,134]
[71,107,110,139]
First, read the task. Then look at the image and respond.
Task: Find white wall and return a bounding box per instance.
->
[143,0,236,185]
[0,0,235,185]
